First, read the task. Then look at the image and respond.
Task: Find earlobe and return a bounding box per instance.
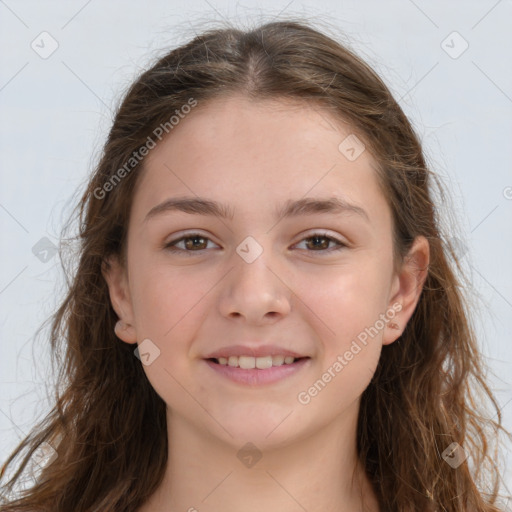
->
[102,255,138,344]
[114,319,138,345]
[383,236,430,345]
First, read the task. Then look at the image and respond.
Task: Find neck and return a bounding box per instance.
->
[139,401,381,512]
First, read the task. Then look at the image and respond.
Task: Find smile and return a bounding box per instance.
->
[212,355,301,368]
[204,356,311,385]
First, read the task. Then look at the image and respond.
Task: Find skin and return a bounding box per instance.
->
[103,94,429,512]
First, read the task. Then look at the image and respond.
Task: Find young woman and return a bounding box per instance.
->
[1,18,509,512]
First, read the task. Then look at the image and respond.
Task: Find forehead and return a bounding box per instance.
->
[131,95,390,229]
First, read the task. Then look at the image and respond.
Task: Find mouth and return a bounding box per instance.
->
[204,355,311,386]
[207,355,309,369]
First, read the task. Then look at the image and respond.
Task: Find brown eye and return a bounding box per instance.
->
[164,233,217,254]
[295,233,346,253]
[182,235,208,250]
[305,235,330,250]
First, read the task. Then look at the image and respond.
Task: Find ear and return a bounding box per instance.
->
[101,255,138,344]
[383,236,430,345]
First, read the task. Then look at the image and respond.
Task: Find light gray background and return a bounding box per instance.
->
[1,0,511,501]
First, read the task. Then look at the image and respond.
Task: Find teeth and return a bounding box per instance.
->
[255,356,272,369]
[214,355,299,368]
[273,355,285,365]
[239,356,256,369]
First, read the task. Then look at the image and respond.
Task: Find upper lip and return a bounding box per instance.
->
[204,344,309,359]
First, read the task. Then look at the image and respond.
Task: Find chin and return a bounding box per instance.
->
[207,403,310,451]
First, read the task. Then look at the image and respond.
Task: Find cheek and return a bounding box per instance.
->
[128,260,223,393]
[294,267,389,410]
[297,258,392,339]
[128,264,211,408]
[130,256,208,337]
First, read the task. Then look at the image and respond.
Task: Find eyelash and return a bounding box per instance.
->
[163,232,347,255]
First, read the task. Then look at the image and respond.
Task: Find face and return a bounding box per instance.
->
[104,94,427,450]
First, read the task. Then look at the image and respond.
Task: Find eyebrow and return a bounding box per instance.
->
[143,195,369,223]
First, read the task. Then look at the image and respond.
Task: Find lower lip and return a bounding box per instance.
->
[204,358,310,386]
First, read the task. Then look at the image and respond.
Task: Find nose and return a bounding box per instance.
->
[217,248,292,325]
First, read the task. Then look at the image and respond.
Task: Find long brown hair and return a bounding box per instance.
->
[1,17,510,512]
